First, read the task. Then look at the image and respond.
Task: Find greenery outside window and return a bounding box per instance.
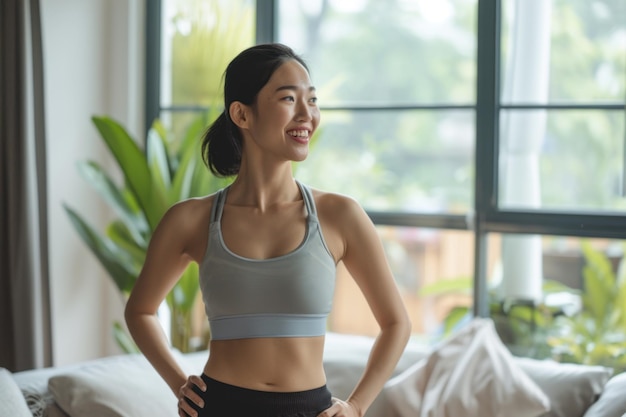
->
[145,0,626,368]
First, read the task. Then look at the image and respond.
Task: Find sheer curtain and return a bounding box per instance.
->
[0,0,53,371]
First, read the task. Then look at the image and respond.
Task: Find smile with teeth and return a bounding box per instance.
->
[287,130,309,138]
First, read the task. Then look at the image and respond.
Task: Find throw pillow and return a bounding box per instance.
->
[44,403,71,417]
[384,318,551,417]
[48,354,178,417]
[0,368,33,417]
[577,371,626,417]
[515,357,613,417]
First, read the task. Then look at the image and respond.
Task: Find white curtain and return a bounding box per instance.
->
[0,0,53,371]
[499,0,552,302]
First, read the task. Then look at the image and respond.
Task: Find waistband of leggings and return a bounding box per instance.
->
[200,374,332,415]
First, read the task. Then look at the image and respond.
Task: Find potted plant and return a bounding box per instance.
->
[546,241,626,372]
[64,112,229,352]
[423,241,626,372]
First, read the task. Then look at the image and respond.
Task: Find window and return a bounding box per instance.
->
[499,0,626,212]
[148,0,256,136]
[147,0,626,365]
[274,0,478,336]
[278,0,477,213]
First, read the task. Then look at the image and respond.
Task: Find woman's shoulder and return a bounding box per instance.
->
[309,187,365,222]
[159,192,219,229]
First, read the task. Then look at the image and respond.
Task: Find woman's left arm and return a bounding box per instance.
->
[319,195,412,417]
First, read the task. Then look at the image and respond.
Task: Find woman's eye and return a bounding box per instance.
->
[309,97,318,104]
[282,96,295,102]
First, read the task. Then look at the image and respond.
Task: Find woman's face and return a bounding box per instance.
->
[243,59,320,163]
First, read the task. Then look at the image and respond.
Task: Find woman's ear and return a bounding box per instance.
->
[229,101,250,129]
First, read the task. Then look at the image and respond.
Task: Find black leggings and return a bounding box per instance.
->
[185,374,333,417]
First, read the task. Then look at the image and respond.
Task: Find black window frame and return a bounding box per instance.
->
[145,0,626,319]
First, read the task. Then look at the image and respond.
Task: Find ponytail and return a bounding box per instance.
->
[201,110,242,177]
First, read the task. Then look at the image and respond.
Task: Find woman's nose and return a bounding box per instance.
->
[295,100,313,121]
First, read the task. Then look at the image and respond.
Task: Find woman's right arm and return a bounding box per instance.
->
[124,201,204,396]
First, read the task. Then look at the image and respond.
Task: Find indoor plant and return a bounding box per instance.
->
[424,241,626,371]
[64,112,228,352]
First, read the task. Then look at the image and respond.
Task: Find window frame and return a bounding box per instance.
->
[145,0,626,319]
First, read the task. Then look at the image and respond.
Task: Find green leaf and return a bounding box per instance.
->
[77,160,149,248]
[419,277,472,297]
[581,241,614,324]
[178,110,212,161]
[442,306,470,336]
[64,204,136,293]
[612,242,626,329]
[106,221,146,272]
[170,144,197,202]
[146,124,172,197]
[91,116,167,231]
[542,279,580,295]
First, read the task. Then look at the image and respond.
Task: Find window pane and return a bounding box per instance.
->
[330,226,475,337]
[296,109,474,213]
[160,0,255,108]
[498,109,626,212]
[501,0,626,104]
[277,0,477,105]
[483,233,626,372]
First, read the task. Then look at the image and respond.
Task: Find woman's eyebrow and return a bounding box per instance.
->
[274,85,316,93]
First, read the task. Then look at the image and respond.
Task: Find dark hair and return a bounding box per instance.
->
[201,43,309,177]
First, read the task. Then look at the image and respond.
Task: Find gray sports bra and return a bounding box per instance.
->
[199,181,336,340]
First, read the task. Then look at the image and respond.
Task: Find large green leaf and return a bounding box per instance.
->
[581,242,614,325]
[64,204,137,293]
[91,116,167,231]
[612,243,626,329]
[170,146,197,202]
[442,306,470,336]
[419,277,472,297]
[106,221,146,273]
[178,110,213,159]
[77,160,149,248]
[146,124,172,199]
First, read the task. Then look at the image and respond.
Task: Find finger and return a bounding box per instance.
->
[316,403,339,417]
[178,398,197,417]
[189,374,207,391]
[182,388,205,408]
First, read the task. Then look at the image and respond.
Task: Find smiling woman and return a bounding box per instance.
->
[124,43,411,417]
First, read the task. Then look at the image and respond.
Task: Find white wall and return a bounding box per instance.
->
[41,0,145,366]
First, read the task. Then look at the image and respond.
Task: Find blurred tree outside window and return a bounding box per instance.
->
[147,0,626,364]
[160,0,255,141]
[278,0,477,213]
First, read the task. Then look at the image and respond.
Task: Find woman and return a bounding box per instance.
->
[125,43,411,417]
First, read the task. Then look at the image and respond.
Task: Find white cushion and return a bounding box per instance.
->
[515,357,613,417]
[384,318,551,417]
[48,354,179,417]
[581,371,626,417]
[0,368,33,417]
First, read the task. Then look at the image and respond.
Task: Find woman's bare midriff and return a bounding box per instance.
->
[203,336,327,392]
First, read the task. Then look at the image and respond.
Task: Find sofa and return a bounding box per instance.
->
[2,319,625,417]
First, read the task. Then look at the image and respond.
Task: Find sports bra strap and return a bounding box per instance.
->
[297,181,317,219]
[210,187,227,223]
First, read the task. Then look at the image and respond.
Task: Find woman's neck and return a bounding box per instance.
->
[227,170,300,211]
